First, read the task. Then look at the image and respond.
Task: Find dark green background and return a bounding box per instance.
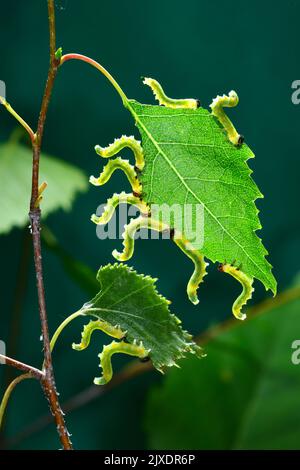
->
[0,0,299,449]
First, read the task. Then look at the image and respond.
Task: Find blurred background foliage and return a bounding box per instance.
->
[0,0,299,450]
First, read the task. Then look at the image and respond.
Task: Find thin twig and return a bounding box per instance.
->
[30,4,60,209]
[0,97,35,142]
[0,355,43,379]
[27,0,73,450]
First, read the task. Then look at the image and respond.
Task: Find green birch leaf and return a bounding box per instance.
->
[77,263,202,374]
[127,100,276,294]
[0,141,88,234]
[145,284,300,450]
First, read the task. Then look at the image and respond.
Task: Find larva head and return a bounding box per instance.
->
[218,263,225,272]
[140,355,151,363]
[238,134,245,146]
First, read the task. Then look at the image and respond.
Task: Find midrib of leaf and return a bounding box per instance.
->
[127,102,268,286]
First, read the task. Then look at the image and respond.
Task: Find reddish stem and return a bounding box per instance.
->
[0,355,43,380]
[27,0,73,450]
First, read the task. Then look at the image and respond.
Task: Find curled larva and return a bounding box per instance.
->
[72,319,126,351]
[143,77,200,109]
[174,234,209,305]
[72,320,150,385]
[95,135,145,170]
[218,263,254,320]
[94,340,150,385]
[210,91,244,146]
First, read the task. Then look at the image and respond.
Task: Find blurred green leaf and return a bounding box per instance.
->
[0,141,88,234]
[145,285,300,449]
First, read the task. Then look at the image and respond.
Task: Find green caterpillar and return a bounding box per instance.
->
[218,263,254,320]
[72,320,149,385]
